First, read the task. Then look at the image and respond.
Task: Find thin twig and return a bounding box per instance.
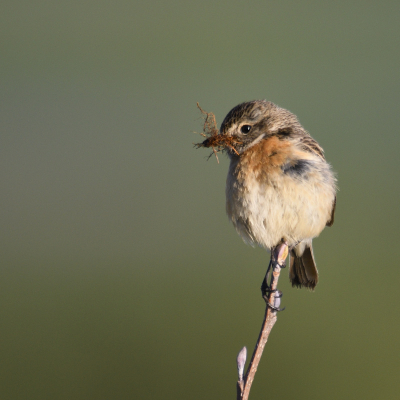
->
[237,243,288,400]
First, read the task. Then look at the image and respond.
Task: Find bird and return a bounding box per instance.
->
[216,100,337,290]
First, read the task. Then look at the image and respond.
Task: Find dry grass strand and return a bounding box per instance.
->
[194,103,242,162]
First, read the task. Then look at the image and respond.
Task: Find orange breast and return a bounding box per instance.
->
[238,137,292,183]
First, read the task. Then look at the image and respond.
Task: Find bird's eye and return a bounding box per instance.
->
[240,125,252,134]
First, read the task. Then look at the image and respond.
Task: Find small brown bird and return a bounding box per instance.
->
[214,100,336,289]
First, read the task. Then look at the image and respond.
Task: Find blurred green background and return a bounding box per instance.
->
[1,1,399,399]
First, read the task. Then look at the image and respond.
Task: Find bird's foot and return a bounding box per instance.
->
[275,260,286,269]
[261,283,285,311]
[263,290,285,312]
[260,241,288,311]
[274,242,289,268]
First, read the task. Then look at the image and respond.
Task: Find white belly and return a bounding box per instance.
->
[226,158,336,250]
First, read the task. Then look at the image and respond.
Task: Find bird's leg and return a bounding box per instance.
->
[261,243,287,294]
[261,259,273,296]
[261,241,288,311]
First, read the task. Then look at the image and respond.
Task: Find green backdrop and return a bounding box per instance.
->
[1,1,399,399]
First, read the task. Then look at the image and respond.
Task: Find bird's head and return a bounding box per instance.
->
[218,100,303,156]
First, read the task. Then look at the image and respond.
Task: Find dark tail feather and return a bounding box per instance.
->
[289,245,318,290]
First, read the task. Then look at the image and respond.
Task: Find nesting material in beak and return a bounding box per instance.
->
[194,103,241,163]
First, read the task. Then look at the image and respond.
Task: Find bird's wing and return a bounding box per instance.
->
[299,135,336,227]
[299,135,325,160]
[326,196,336,227]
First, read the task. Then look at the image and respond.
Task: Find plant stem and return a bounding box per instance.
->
[237,243,288,400]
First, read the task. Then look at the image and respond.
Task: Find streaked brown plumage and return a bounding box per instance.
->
[218,100,336,289]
